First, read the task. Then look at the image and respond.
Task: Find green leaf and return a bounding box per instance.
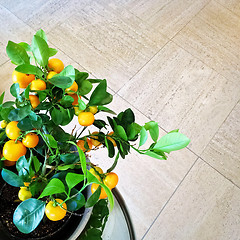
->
[57,164,75,171]
[153,132,190,153]
[60,153,79,164]
[75,70,89,82]
[8,105,32,122]
[16,156,30,179]
[139,127,148,147]
[115,125,128,141]
[143,150,166,160]
[39,178,66,199]
[35,29,47,42]
[17,117,33,131]
[168,129,179,133]
[49,48,58,57]
[57,65,75,81]
[85,186,101,208]
[32,156,40,172]
[105,137,115,158]
[44,134,58,148]
[97,106,116,115]
[78,98,86,110]
[13,198,45,234]
[49,76,73,89]
[6,41,30,65]
[50,107,63,125]
[144,121,159,142]
[89,79,112,106]
[31,35,49,67]
[127,122,141,140]
[66,173,84,191]
[10,83,20,98]
[18,42,31,52]
[0,92,5,104]
[1,168,24,187]
[60,95,74,107]
[66,189,85,211]
[2,101,15,108]
[15,64,43,77]
[78,80,93,96]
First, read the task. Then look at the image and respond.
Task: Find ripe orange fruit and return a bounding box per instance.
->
[47,71,57,80]
[78,112,95,126]
[88,106,98,115]
[45,199,67,221]
[3,140,27,161]
[48,58,64,73]
[91,183,108,199]
[70,94,79,106]
[104,172,118,189]
[22,133,39,148]
[12,70,35,89]
[29,95,40,109]
[77,139,92,152]
[5,121,21,140]
[91,132,102,147]
[107,132,117,147]
[30,79,46,91]
[65,81,78,94]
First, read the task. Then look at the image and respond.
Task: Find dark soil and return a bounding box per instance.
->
[0,183,71,240]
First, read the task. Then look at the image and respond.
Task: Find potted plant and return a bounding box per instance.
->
[0,29,190,240]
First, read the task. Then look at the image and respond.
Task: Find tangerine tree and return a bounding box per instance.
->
[0,29,190,236]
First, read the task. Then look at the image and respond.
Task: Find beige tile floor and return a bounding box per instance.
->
[0,0,240,239]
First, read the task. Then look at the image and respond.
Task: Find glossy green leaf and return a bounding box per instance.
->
[15,64,43,77]
[39,178,66,199]
[18,42,31,52]
[139,127,148,147]
[115,125,128,141]
[6,41,29,65]
[153,132,190,153]
[78,80,93,96]
[60,153,79,164]
[35,29,47,42]
[31,35,49,67]
[66,189,85,211]
[49,76,73,89]
[1,168,24,187]
[10,83,20,98]
[97,106,116,115]
[57,65,75,81]
[44,134,58,148]
[17,117,33,131]
[144,121,159,142]
[0,92,5,104]
[49,48,58,57]
[13,199,45,234]
[85,186,101,208]
[66,173,84,191]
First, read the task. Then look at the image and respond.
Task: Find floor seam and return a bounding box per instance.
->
[141,158,199,240]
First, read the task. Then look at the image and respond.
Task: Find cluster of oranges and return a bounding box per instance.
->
[89,166,118,199]
[2,121,39,166]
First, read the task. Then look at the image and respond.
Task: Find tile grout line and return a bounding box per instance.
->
[214,0,240,19]
[199,157,240,191]
[141,158,199,240]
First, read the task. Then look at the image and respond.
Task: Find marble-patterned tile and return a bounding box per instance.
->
[0,5,34,65]
[144,159,240,240]
[84,94,197,239]
[127,0,209,38]
[201,102,240,187]
[173,0,240,83]
[0,61,16,102]
[0,0,90,33]
[118,41,240,155]
[217,0,240,17]
[47,1,169,92]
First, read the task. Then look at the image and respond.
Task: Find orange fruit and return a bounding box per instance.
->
[47,71,57,80]
[107,132,117,147]
[48,58,64,73]
[90,131,102,147]
[5,121,21,140]
[91,183,108,199]
[104,172,118,189]
[45,199,67,221]
[78,112,95,126]
[70,94,79,106]
[22,133,39,148]
[29,95,40,109]
[77,139,92,152]
[65,81,78,94]
[3,140,27,161]
[12,70,35,89]
[30,79,46,91]
[89,167,103,181]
